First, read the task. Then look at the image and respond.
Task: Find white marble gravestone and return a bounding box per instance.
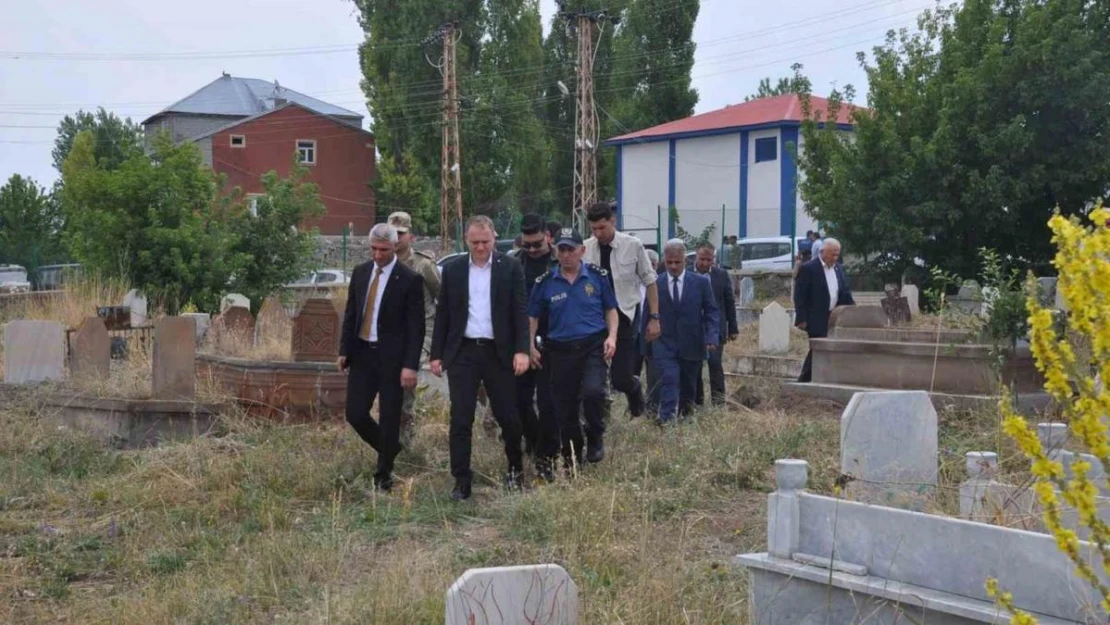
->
[840,390,938,509]
[3,320,65,383]
[221,293,250,313]
[758,302,790,354]
[901,284,920,316]
[181,313,211,345]
[122,289,148,327]
[445,564,578,625]
[739,277,755,308]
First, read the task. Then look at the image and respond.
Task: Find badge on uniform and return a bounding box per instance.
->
[584,283,595,296]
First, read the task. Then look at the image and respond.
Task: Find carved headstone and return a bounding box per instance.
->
[221,293,250,314]
[212,306,256,350]
[292,298,340,362]
[255,297,292,347]
[902,284,920,316]
[445,564,578,625]
[758,302,790,354]
[122,289,148,327]
[881,295,912,325]
[3,320,65,383]
[841,390,938,510]
[70,317,110,381]
[152,316,196,399]
[828,305,887,331]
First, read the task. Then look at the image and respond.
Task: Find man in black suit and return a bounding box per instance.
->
[431,215,531,501]
[693,242,738,405]
[338,223,425,492]
[793,237,854,383]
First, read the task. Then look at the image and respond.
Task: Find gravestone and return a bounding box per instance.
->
[181,313,211,345]
[3,320,65,383]
[901,284,920,316]
[255,297,292,347]
[980,286,998,318]
[293,298,340,362]
[758,302,790,354]
[959,451,1038,529]
[840,390,938,510]
[951,280,983,314]
[445,564,578,625]
[1054,283,1069,312]
[880,294,912,325]
[122,289,148,327]
[221,293,250,313]
[70,317,110,381]
[152,316,196,399]
[739,277,755,307]
[828,305,887,331]
[212,306,255,349]
[1036,277,1058,308]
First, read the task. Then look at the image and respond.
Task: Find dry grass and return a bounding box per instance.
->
[0,277,132,329]
[726,321,809,359]
[0,381,849,625]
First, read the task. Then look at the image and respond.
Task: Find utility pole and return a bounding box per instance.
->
[558,2,619,235]
[423,22,463,254]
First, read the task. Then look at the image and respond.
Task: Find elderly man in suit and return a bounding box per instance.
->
[649,239,720,424]
[693,242,738,406]
[793,237,854,382]
[338,223,426,493]
[431,215,531,501]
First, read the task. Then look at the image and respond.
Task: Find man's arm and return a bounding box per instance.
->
[509,260,530,355]
[793,263,812,328]
[402,273,425,370]
[420,258,441,302]
[721,270,738,336]
[430,263,450,362]
[702,278,720,348]
[338,265,360,358]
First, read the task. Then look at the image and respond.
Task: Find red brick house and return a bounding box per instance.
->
[141,74,375,235]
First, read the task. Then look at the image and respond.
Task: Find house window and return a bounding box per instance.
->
[296,140,316,165]
[247,193,264,217]
[230,134,246,148]
[754,137,777,163]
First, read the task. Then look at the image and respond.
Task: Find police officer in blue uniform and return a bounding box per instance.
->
[528,228,618,477]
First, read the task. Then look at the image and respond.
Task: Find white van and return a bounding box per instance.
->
[736,236,806,273]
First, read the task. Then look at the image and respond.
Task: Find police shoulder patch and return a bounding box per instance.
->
[586,263,607,277]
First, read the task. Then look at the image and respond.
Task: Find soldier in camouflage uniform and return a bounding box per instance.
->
[388,211,441,444]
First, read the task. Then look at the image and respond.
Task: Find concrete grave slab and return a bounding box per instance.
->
[828,305,887,330]
[152,316,196,400]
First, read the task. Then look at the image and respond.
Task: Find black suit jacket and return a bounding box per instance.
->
[702,266,739,341]
[430,252,529,369]
[339,259,425,371]
[793,258,855,338]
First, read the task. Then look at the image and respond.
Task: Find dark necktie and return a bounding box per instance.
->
[672,276,680,303]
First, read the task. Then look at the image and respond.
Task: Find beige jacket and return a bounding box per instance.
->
[583,231,657,320]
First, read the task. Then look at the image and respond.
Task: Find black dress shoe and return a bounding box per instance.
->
[503,471,523,492]
[535,462,556,484]
[373,475,393,492]
[586,439,605,463]
[450,481,472,501]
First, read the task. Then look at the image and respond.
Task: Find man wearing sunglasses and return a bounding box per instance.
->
[508,213,559,462]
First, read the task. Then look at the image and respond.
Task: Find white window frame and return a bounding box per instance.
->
[246,193,264,217]
[296,139,317,165]
[230,134,246,148]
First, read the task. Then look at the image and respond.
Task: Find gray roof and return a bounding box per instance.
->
[187,101,373,142]
[142,74,362,125]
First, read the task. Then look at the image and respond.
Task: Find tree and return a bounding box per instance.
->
[0,174,66,276]
[745,63,811,101]
[226,164,325,310]
[52,107,144,173]
[798,0,1110,280]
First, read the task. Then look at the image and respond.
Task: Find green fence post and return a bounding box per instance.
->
[656,205,662,251]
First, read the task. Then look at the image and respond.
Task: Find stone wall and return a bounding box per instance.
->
[311,235,451,269]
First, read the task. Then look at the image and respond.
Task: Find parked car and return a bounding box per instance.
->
[436,252,468,274]
[286,269,350,288]
[735,236,807,273]
[34,263,82,291]
[0,264,31,294]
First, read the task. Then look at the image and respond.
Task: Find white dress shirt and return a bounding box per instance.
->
[583,230,658,321]
[362,256,396,342]
[465,255,494,339]
[823,262,839,311]
[668,270,685,302]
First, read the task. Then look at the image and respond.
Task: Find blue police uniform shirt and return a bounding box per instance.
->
[527,262,618,341]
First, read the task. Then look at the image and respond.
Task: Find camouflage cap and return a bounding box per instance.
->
[387,211,412,233]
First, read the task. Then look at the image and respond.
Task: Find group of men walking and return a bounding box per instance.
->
[338,203,736,500]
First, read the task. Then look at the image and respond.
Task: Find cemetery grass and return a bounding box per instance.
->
[0,384,1030,624]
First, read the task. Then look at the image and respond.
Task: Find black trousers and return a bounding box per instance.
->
[547,333,608,464]
[604,311,643,419]
[516,362,552,455]
[798,328,827,383]
[447,340,523,483]
[344,341,403,482]
[696,341,726,405]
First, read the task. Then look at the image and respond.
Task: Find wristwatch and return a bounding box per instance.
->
[648,313,660,320]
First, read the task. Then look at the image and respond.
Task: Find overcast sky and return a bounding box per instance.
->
[0,0,935,189]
